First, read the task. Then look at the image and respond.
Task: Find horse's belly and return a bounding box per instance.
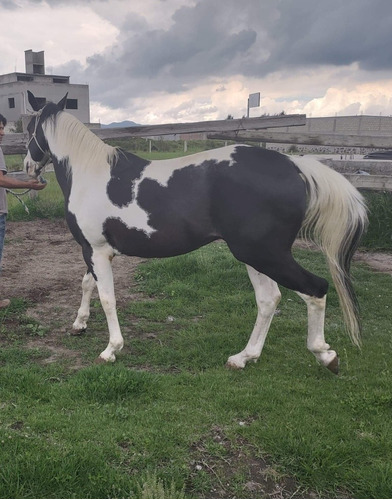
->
[102,216,218,258]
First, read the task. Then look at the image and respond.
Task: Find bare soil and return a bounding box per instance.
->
[294,238,392,276]
[2,218,145,313]
[1,219,144,367]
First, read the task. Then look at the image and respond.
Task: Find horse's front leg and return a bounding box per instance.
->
[92,250,124,363]
[72,271,96,334]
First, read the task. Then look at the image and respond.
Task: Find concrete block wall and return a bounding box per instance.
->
[267,115,392,136]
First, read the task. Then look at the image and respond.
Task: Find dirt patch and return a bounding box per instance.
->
[2,219,144,313]
[353,251,392,276]
[188,424,323,499]
[1,219,144,365]
[295,238,392,276]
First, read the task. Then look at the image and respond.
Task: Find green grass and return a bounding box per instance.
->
[2,145,392,496]
[6,171,64,221]
[361,191,392,250]
[0,244,392,498]
[4,153,26,172]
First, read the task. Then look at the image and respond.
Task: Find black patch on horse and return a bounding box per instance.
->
[66,210,96,280]
[52,156,96,279]
[106,150,149,207]
[102,161,222,257]
[53,157,72,202]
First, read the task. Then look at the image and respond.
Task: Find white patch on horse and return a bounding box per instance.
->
[138,145,240,187]
[41,118,152,240]
[69,168,155,241]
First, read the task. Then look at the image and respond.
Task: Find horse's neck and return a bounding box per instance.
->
[44,113,114,172]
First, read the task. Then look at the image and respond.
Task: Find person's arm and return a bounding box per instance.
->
[0,170,46,191]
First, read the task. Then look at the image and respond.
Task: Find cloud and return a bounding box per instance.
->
[257,0,392,74]
[0,1,118,73]
[56,0,392,112]
[2,0,392,123]
[303,84,392,117]
[73,0,260,92]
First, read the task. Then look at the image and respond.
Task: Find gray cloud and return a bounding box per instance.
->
[0,0,106,8]
[258,0,392,74]
[52,0,392,112]
[0,0,18,8]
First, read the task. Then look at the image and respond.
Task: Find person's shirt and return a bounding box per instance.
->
[0,146,8,215]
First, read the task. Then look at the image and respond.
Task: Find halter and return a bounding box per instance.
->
[10,110,50,213]
[27,110,52,171]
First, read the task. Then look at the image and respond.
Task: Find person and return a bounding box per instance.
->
[0,113,47,308]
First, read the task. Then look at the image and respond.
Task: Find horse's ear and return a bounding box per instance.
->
[57,93,68,110]
[27,90,41,112]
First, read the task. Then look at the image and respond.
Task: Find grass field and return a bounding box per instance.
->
[2,144,392,497]
[0,244,391,498]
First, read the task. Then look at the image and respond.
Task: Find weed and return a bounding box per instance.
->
[136,470,185,499]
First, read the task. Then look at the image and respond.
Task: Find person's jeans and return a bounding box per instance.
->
[0,213,6,274]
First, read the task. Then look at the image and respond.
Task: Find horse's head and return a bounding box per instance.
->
[24,91,68,178]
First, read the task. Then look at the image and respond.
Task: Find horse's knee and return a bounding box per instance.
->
[82,272,95,291]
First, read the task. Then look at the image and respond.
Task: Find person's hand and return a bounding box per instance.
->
[28,179,47,191]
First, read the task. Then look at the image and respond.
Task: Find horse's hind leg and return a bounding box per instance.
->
[296,292,339,374]
[72,271,96,334]
[226,265,281,369]
[260,255,339,373]
[228,242,338,372]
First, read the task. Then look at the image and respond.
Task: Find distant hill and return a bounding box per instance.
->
[101,120,140,128]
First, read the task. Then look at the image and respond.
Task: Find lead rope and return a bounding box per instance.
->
[6,173,47,215]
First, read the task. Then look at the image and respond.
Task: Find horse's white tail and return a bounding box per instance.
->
[292,156,368,346]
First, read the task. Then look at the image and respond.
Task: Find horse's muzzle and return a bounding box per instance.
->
[24,159,40,179]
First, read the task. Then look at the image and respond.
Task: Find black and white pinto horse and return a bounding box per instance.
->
[24,92,367,374]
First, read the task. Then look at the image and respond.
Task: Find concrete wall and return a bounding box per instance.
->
[265,115,392,154]
[268,115,392,136]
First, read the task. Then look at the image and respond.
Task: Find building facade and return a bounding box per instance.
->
[0,50,90,128]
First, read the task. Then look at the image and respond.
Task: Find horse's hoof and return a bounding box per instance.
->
[225,360,244,370]
[326,355,339,375]
[95,352,116,363]
[70,328,86,336]
[94,356,107,364]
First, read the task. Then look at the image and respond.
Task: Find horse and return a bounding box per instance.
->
[24,91,367,374]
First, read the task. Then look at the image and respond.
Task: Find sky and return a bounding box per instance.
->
[1,0,392,125]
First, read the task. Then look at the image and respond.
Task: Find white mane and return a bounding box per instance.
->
[43,111,117,172]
